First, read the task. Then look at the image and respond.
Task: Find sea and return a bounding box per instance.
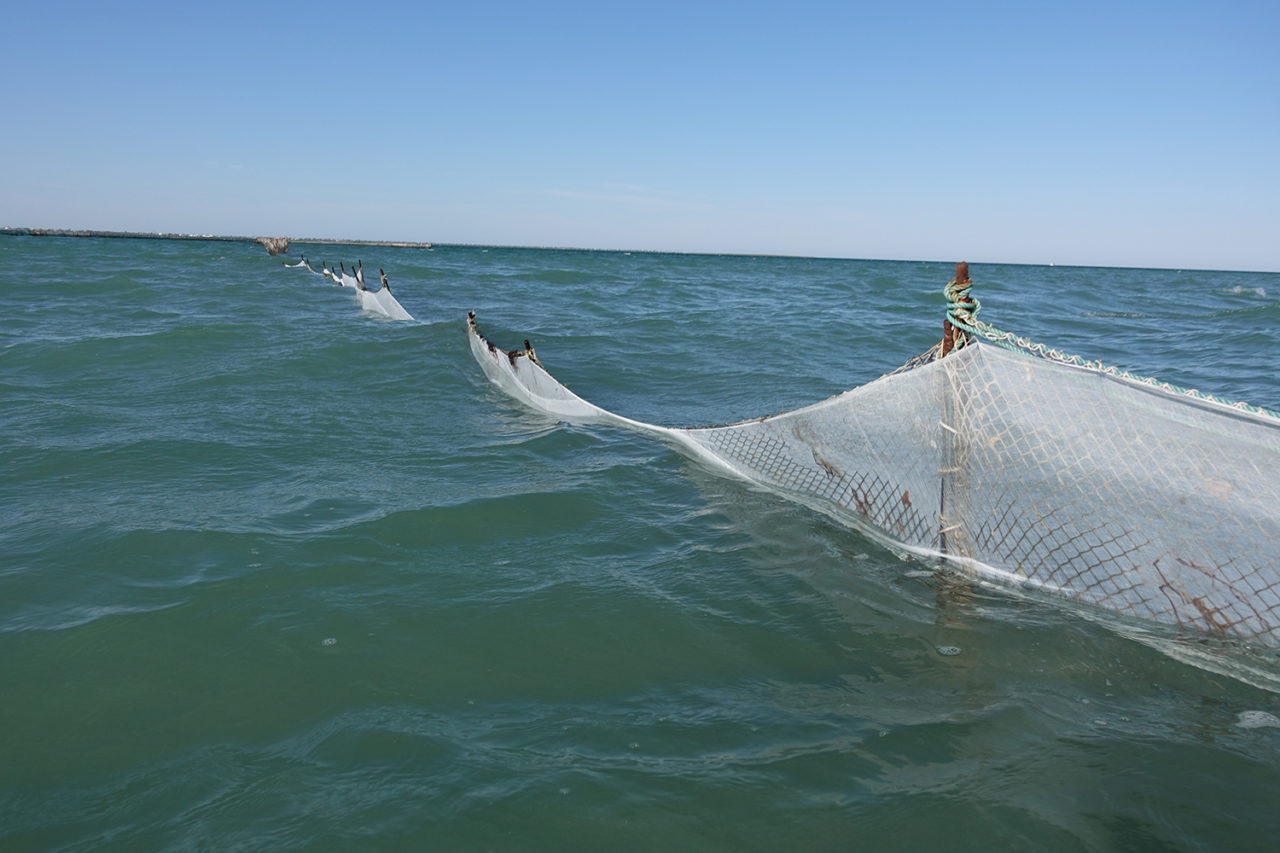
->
[3,233,1279,851]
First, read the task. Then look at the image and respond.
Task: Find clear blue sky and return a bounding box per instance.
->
[4,0,1277,270]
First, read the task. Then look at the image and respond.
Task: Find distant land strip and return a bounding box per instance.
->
[0,228,432,252]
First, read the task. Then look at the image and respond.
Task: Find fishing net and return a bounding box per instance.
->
[287,259,415,321]
[467,272,1280,649]
[359,287,414,321]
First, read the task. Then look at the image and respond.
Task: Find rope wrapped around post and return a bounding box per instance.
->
[941,261,979,357]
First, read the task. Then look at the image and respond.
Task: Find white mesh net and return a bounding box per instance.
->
[468,311,1280,649]
[286,259,414,320]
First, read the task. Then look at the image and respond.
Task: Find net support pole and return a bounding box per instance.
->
[940,261,971,358]
[938,262,971,558]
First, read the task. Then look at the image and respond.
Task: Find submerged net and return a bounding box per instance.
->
[467,273,1280,650]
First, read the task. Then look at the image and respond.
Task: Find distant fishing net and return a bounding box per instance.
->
[467,266,1280,650]
[285,256,415,321]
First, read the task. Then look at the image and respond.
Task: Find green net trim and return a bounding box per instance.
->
[942,278,1280,422]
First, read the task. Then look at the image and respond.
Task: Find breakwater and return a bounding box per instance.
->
[0,228,431,253]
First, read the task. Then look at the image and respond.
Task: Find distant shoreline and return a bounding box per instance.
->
[0,227,432,250]
[3,227,1270,273]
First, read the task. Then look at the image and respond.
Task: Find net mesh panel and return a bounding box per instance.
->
[361,288,414,320]
[288,262,415,320]
[469,319,1280,647]
[683,344,1280,646]
[470,324,622,422]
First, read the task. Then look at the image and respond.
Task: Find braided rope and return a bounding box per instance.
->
[944,276,980,351]
[939,279,1280,422]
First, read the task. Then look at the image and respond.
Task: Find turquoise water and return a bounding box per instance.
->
[3,234,1279,850]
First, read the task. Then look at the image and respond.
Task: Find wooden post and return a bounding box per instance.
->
[940,261,971,358]
[938,261,972,557]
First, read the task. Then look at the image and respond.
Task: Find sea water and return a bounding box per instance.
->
[2,234,1279,850]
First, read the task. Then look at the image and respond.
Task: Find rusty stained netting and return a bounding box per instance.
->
[467,280,1280,650]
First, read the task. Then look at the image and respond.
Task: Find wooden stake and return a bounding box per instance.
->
[940,261,971,358]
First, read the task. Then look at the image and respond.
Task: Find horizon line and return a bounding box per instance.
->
[3,226,1275,275]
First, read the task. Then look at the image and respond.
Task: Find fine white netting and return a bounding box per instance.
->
[468,313,1280,648]
[286,259,415,321]
[359,286,413,321]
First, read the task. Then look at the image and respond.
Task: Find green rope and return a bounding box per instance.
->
[944,276,981,345]
[939,279,1280,422]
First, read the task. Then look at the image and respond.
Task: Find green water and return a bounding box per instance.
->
[2,234,1279,850]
